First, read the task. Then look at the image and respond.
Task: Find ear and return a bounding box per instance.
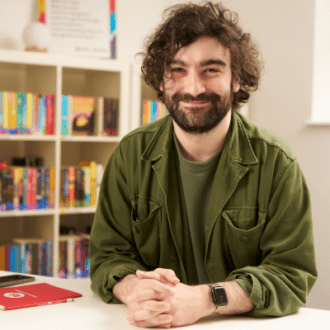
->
[232,78,240,93]
[159,81,164,92]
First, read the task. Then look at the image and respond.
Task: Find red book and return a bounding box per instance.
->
[46,94,54,135]
[0,283,82,311]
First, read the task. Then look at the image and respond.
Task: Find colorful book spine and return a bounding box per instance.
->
[58,234,90,279]
[141,99,168,125]
[61,94,69,136]
[90,162,97,207]
[38,94,46,135]
[25,92,33,134]
[17,93,24,134]
[8,92,17,134]
[83,166,90,207]
[68,166,75,208]
[46,93,54,135]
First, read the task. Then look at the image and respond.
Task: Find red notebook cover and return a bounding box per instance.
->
[0,283,82,311]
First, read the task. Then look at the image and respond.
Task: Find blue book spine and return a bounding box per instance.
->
[44,168,49,209]
[39,95,46,135]
[17,93,23,134]
[61,95,69,136]
[22,93,27,134]
[151,100,157,122]
[9,245,16,271]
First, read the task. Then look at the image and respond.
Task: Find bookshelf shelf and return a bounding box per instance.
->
[0,135,57,142]
[0,49,131,278]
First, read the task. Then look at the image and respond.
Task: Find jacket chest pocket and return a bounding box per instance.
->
[222,208,266,269]
[131,197,162,268]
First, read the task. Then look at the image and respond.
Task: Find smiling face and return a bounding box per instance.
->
[161,36,240,134]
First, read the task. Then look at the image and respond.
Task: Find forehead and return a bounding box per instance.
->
[172,36,231,66]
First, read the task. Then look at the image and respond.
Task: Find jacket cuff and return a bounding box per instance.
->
[227,272,264,311]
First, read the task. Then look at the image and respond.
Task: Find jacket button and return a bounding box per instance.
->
[240,235,249,243]
[170,254,179,262]
[132,226,138,234]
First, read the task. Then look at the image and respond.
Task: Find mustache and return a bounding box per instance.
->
[172,92,221,103]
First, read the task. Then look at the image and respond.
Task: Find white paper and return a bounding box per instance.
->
[46,0,110,58]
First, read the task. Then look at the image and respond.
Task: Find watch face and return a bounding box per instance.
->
[213,286,228,306]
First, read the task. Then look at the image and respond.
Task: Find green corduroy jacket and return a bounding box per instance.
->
[90,110,317,317]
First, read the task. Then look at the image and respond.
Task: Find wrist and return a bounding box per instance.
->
[198,284,217,318]
[113,273,140,304]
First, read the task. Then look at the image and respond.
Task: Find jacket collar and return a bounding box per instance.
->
[141,110,258,165]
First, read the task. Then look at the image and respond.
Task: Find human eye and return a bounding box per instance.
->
[171,67,185,73]
[202,67,222,77]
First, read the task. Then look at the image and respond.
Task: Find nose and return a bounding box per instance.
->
[184,70,206,97]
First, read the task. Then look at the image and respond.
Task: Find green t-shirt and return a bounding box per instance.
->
[174,134,222,285]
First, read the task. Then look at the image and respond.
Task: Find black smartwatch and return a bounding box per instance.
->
[208,284,228,314]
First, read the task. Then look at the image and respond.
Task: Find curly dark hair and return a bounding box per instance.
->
[138,1,263,110]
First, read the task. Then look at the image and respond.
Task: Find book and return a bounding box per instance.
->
[70,95,96,136]
[61,94,69,136]
[8,92,17,135]
[0,282,82,311]
[46,93,54,135]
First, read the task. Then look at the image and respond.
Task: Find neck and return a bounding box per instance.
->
[173,110,232,162]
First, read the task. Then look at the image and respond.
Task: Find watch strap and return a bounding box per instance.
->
[208,284,228,314]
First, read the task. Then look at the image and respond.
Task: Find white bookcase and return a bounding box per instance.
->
[0,49,130,277]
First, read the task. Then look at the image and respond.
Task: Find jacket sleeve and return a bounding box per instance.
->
[90,147,148,304]
[227,158,318,317]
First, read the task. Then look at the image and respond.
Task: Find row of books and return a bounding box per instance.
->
[60,161,105,209]
[0,166,55,211]
[61,95,119,136]
[0,239,53,276]
[58,234,90,279]
[0,91,55,135]
[141,99,168,125]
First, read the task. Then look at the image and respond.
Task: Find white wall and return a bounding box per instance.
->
[219,0,330,311]
[1,0,329,311]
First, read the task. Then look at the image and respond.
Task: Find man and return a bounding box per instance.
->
[90,2,317,328]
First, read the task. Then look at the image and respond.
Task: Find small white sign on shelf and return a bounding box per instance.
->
[46,0,110,58]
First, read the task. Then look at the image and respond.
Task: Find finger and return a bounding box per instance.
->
[128,281,175,303]
[154,268,180,285]
[128,289,165,303]
[138,300,170,312]
[128,314,172,328]
[136,270,167,284]
[137,269,179,285]
[126,309,161,322]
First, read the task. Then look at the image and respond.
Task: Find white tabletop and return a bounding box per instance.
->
[0,271,329,330]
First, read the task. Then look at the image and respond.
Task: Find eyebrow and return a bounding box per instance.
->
[169,59,227,68]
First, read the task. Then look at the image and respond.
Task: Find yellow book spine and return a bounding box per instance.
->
[8,92,17,134]
[13,167,20,209]
[26,92,33,133]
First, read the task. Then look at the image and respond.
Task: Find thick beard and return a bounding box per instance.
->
[164,90,232,134]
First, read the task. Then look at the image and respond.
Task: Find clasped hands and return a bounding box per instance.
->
[124,268,215,328]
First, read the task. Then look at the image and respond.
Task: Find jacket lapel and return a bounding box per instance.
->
[142,117,187,279]
[205,111,259,247]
